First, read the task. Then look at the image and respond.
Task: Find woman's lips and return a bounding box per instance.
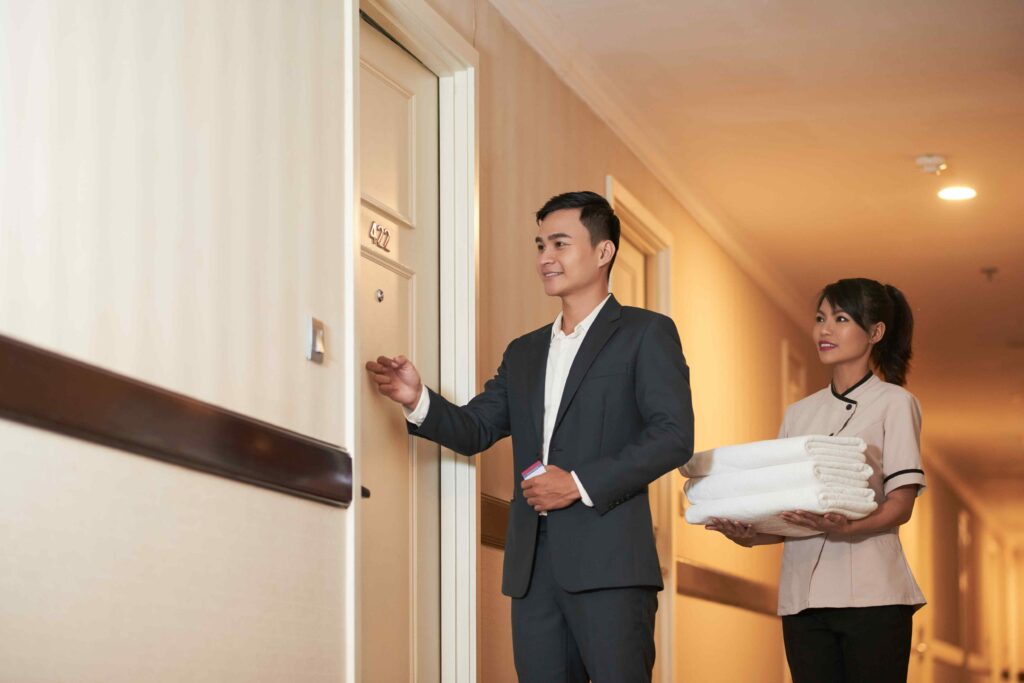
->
[818,342,837,351]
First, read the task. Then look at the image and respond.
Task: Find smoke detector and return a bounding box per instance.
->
[915,154,948,175]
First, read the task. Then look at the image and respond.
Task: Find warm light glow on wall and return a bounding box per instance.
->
[938,186,977,201]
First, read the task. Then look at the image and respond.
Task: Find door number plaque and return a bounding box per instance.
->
[368,221,392,252]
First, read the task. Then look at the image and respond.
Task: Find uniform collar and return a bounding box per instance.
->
[551,294,611,342]
[830,371,876,405]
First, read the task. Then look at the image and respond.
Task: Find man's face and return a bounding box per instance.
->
[534,208,609,297]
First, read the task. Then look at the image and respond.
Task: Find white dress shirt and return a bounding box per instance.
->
[406,295,611,508]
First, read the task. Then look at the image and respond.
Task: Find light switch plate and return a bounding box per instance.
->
[307,317,326,363]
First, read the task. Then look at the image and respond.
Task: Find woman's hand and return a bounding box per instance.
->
[705,517,757,547]
[780,510,851,535]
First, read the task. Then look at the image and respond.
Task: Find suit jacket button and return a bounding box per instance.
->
[846,404,852,411]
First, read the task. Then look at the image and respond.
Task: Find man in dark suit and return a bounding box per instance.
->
[365,191,693,682]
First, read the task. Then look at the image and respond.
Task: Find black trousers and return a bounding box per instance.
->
[782,605,914,683]
[511,519,659,683]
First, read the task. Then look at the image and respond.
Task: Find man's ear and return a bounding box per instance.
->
[598,240,616,266]
[869,322,886,345]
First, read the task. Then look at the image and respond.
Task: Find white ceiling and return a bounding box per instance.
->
[498,0,1024,529]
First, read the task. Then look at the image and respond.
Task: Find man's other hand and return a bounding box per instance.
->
[365,355,423,409]
[522,465,582,512]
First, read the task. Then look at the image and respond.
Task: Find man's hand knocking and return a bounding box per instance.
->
[364,355,423,409]
[521,465,581,512]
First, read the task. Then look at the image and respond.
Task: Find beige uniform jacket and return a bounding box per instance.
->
[777,372,927,616]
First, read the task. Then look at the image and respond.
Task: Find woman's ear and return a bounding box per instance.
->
[869,321,887,344]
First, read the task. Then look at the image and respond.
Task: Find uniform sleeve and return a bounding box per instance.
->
[882,392,926,496]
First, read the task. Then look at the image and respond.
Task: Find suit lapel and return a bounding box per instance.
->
[525,326,550,448]
[551,297,622,437]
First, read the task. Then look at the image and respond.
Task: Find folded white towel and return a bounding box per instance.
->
[679,435,867,478]
[804,455,870,471]
[683,461,871,503]
[806,447,869,459]
[684,485,878,538]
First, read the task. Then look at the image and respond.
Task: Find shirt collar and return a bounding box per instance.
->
[830,371,877,405]
[551,294,612,342]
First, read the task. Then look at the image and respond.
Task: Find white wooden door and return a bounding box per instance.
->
[357,18,440,682]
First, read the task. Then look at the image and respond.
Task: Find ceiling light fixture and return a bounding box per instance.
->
[915,154,948,175]
[938,186,977,201]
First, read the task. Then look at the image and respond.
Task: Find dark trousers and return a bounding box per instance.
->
[782,605,914,683]
[511,519,659,683]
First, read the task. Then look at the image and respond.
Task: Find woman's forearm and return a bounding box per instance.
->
[838,488,916,537]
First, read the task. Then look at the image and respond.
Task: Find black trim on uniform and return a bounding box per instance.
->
[830,371,875,404]
[883,468,925,483]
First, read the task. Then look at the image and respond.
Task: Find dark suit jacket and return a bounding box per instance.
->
[409,296,694,598]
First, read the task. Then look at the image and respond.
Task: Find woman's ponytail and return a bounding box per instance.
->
[875,284,914,386]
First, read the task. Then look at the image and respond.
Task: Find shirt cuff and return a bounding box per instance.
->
[403,386,430,426]
[571,470,594,507]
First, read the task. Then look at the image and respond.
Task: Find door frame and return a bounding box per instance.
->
[347,2,479,681]
[605,174,675,683]
[606,175,672,316]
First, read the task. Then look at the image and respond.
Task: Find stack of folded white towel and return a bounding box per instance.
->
[679,435,877,537]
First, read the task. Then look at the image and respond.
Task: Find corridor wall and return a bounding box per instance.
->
[0,2,352,681]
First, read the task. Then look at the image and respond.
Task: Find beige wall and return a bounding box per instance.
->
[422,0,825,680]
[0,2,350,681]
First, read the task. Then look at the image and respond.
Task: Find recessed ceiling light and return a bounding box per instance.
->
[938,186,977,201]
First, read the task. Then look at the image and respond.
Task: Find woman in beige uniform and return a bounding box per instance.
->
[707,278,926,683]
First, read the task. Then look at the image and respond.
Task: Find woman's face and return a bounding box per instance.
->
[813,298,883,366]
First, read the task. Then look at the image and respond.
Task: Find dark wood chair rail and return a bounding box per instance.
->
[0,333,352,507]
[481,493,777,617]
[676,559,778,616]
[481,494,511,549]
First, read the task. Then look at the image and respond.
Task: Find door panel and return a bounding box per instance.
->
[357,19,440,683]
[612,236,647,310]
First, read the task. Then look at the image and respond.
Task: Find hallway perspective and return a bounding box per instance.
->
[1,0,1022,682]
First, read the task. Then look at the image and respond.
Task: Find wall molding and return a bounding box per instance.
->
[480,494,510,549]
[488,0,808,328]
[0,334,352,506]
[676,558,778,617]
[929,638,966,667]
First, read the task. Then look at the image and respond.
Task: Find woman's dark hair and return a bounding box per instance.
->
[536,191,621,279]
[817,278,914,386]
